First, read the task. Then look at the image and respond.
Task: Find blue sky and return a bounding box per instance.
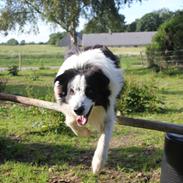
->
[121,0,183,23]
[0,0,182,43]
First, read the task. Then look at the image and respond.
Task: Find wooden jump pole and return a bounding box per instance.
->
[1,92,183,135]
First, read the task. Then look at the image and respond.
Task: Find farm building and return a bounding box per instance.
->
[82,32,156,47]
[59,33,82,47]
[59,32,156,47]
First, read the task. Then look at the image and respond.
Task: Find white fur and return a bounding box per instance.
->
[56,49,123,97]
[66,75,94,117]
[55,48,123,174]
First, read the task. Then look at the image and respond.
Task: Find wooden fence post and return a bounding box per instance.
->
[18,53,22,71]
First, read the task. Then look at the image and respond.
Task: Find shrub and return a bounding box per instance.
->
[31,111,70,135]
[117,77,164,114]
[48,32,65,46]
[6,38,19,45]
[146,11,183,69]
[8,65,19,76]
[20,40,26,45]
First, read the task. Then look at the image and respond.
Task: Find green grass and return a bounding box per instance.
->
[0,46,183,182]
[0,45,65,67]
[110,46,145,56]
[0,45,145,67]
[0,45,65,55]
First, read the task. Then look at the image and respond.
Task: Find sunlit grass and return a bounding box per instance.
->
[0,48,183,182]
[0,45,65,67]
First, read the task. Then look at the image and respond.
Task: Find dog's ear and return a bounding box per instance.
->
[54,69,78,100]
[85,66,110,110]
[86,66,110,87]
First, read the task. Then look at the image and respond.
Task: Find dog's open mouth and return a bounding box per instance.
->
[76,106,93,126]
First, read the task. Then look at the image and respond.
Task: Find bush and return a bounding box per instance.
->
[117,77,164,114]
[146,11,183,69]
[20,40,26,45]
[6,38,19,45]
[8,65,19,76]
[48,32,65,46]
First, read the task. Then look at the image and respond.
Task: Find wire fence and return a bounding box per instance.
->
[0,52,64,70]
[1,49,183,71]
[140,49,183,69]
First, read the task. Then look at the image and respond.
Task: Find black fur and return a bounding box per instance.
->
[54,69,78,101]
[84,45,120,68]
[54,65,111,110]
[85,66,110,110]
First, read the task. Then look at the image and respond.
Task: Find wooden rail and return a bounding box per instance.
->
[1,92,183,135]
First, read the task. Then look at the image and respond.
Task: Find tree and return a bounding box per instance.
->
[83,14,126,33]
[20,40,26,45]
[136,9,173,32]
[126,21,137,32]
[0,0,142,47]
[152,11,183,51]
[48,32,65,46]
[7,38,19,45]
[136,13,160,31]
[146,11,183,68]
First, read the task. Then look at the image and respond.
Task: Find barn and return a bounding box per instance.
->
[82,32,156,47]
[59,32,156,47]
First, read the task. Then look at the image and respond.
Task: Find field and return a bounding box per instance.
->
[0,45,145,68]
[0,45,65,67]
[0,45,183,183]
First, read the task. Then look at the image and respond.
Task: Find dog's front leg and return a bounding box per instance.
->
[92,109,115,174]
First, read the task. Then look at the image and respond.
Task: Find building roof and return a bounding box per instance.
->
[59,33,82,47]
[82,32,156,47]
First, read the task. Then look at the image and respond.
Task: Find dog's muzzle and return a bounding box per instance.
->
[76,105,93,126]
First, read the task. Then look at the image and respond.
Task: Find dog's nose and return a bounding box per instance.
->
[74,106,84,115]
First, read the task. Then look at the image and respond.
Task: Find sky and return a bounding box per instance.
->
[0,0,183,43]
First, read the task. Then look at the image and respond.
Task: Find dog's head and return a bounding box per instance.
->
[54,65,110,126]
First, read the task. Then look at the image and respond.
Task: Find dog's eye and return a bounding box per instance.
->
[60,91,66,97]
[86,87,94,96]
[69,88,75,95]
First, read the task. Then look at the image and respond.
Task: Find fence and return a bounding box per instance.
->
[0,52,64,70]
[1,50,183,71]
[144,49,183,69]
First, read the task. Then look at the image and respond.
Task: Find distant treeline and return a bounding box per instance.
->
[0,39,47,46]
[83,8,175,33]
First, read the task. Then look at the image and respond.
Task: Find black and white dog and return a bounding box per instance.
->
[54,45,123,174]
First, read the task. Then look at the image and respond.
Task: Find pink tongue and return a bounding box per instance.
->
[76,116,87,126]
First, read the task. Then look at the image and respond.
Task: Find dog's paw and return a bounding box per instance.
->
[92,156,105,174]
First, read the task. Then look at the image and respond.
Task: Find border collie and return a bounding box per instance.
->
[54,45,123,174]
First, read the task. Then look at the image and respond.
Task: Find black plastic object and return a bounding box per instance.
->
[160,133,183,183]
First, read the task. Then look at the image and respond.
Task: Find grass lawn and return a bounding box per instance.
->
[0,45,65,55]
[110,46,145,56]
[0,45,65,67]
[0,45,145,68]
[0,46,183,182]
